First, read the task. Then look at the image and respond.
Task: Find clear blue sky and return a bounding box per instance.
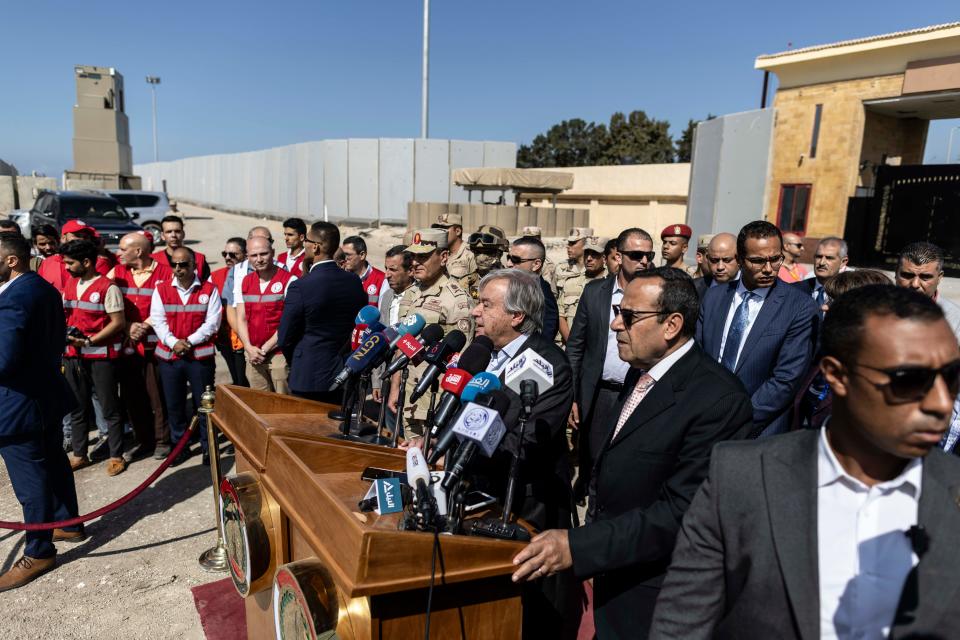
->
[2,1,958,176]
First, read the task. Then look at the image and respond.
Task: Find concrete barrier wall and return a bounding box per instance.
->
[408,202,589,236]
[134,138,517,224]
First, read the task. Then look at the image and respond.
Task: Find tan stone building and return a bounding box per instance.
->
[755,22,960,240]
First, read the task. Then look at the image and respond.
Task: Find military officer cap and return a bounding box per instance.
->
[468,225,508,250]
[567,227,594,243]
[661,224,693,240]
[520,226,542,238]
[402,229,416,246]
[432,212,463,228]
[406,228,449,254]
[584,236,608,254]
[698,234,716,250]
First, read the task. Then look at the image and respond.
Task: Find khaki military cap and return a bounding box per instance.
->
[698,234,716,250]
[520,226,542,238]
[406,228,449,254]
[402,229,416,246]
[584,236,608,254]
[567,227,594,242]
[433,212,463,228]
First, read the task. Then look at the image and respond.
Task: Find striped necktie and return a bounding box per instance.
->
[611,373,655,440]
[721,292,753,371]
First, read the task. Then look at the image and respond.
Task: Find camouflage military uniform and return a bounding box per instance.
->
[446,241,477,282]
[560,270,606,325]
[398,274,474,424]
[554,260,584,303]
[541,258,557,296]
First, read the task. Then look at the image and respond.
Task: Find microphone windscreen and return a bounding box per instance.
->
[405,447,431,487]
[441,329,467,353]
[399,313,426,337]
[460,371,502,403]
[486,389,512,416]
[345,333,389,373]
[419,324,445,346]
[456,336,495,374]
[355,305,381,325]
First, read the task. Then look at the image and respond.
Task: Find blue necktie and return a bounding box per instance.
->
[816,286,826,319]
[721,292,753,371]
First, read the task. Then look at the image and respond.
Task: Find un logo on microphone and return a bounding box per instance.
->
[464,407,489,433]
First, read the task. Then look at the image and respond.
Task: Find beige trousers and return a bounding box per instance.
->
[245,351,289,394]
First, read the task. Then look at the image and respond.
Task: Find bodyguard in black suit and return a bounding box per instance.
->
[513,268,752,639]
[567,228,656,498]
[278,221,367,402]
[652,285,960,639]
[0,234,82,591]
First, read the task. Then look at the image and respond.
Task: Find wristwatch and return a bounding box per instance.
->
[84,337,93,348]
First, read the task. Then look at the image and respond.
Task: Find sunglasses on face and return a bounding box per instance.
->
[612,304,665,329]
[506,254,537,265]
[849,360,960,403]
[171,261,193,269]
[620,250,656,263]
[221,251,240,259]
[743,254,785,268]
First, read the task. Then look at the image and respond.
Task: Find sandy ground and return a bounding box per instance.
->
[0,202,958,639]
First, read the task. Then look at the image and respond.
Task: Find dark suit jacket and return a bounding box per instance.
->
[693,276,712,300]
[278,262,367,394]
[695,279,819,436]
[651,429,960,639]
[0,272,75,436]
[566,274,616,421]
[539,275,559,342]
[567,343,752,639]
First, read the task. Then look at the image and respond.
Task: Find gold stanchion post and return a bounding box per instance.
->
[198,386,229,572]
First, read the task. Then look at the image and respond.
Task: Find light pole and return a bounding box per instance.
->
[947,125,960,164]
[146,76,161,162]
[420,0,429,139]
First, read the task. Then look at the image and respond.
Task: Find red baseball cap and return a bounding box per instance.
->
[61,219,100,239]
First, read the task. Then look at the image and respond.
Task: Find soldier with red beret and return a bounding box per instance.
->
[660,224,693,273]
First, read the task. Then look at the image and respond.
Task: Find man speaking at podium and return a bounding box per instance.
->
[469,269,578,637]
[512,268,752,638]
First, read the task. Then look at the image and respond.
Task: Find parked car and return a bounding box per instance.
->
[7,209,31,236]
[30,190,143,248]
[94,190,170,243]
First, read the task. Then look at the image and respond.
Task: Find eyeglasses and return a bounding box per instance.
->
[303,238,320,246]
[506,254,537,265]
[787,242,804,248]
[171,261,192,269]
[743,254,784,268]
[221,251,240,259]
[848,360,960,403]
[620,250,656,263]
[707,256,736,265]
[612,305,665,329]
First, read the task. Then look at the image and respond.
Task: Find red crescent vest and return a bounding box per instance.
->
[63,275,123,360]
[113,261,173,357]
[277,250,305,276]
[240,268,293,350]
[361,265,386,306]
[154,280,218,361]
[38,255,69,293]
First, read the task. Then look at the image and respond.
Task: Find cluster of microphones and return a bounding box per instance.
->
[335,305,555,539]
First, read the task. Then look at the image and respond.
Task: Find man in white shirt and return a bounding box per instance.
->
[150,247,222,465]
[652,284,960,639]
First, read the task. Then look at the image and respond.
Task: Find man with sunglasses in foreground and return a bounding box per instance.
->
[652,285,960,639]
[513,268,752,638]
[566,227,657,502]
[506,236,559,340]
[697,221,819,437]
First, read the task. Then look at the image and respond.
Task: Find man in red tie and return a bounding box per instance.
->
[511,267,752,639]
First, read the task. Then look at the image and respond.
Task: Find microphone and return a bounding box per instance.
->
[358,320,386,344]
[350,323,369,350]
[440,390,511,492]
[503,347,555,398]
[409,330,467,403]
[391,313,426,348]
[427,371,502,464]
[329,332,390,390]
[426,336,495,438]
[355,305,381,325]
[381,324,444,380]
[405,446,438,530]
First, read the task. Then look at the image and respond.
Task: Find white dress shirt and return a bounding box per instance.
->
[817,426,921,640]
[487,332,529,377]
[718,280,771,367]
[150,276,223,349]
[601,281,630,383]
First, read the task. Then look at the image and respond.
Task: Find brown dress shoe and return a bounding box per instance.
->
[53,526,87,543]
[68,453,90,471]
[106,457,127,477]
[0,555,56,592]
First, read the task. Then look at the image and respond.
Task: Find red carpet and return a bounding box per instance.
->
[577,580,596,640]
[191,578,247,640]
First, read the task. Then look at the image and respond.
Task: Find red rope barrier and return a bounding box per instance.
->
[0,414,205,531]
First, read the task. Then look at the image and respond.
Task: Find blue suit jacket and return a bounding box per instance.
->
[0,272,76,437]
[278,261,367,394]
[695,279,819,437]
[539,275,559,341]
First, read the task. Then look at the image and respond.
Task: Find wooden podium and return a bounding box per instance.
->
[210,385,525,639]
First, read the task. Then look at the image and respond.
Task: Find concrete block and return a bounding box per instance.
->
[0,176,16,212]
[15,176,58,210]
